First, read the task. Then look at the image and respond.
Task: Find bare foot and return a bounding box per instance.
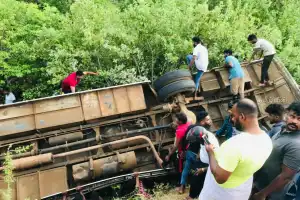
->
[258,83,265,87]
[176,185,185,194]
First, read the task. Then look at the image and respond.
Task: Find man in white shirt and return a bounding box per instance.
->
[248,34,276,87]
[3,88,16,104]
[186,36,209,98]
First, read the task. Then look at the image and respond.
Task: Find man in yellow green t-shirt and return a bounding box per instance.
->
[199,99,273,200]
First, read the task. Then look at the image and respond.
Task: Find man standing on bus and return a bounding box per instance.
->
[223,49,245,99]
[61,70,98,94]
[248,34,276,87]
[186,36,209,98]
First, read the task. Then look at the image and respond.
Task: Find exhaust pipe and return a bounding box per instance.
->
[0,136,163,171]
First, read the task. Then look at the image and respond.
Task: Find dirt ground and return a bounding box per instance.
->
[151,187,196,200]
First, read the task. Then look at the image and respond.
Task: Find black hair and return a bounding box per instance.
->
[224,49,233,55]
[196,111,209,122]
[236,98,258,117]
[76,70,84,76]
[265,104,285,117]
[228,101,234,109]
[175,112,188,124]
[228,99,239,110]
[2,86,10,92]
[192,36,201,44]
[248,34,257,41]
[287,101,300,116]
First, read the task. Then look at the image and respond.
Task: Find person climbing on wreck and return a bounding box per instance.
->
[216,101,239,140]
[248,34,276,87]
[179,111,212,195]
[165,112,190,189]
[223,49,245,100]
[186,36,209,98]
[61,70,99,94]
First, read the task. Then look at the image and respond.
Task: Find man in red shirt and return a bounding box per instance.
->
[165,112,191,163]
[165,113,191,192]
[61,70,98,94]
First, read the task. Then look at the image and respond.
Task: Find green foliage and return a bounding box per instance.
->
[0,0,299,101]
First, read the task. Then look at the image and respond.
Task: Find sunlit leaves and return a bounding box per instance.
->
[0,0,299,100]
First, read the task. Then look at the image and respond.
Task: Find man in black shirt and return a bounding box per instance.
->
[180,111,212,198]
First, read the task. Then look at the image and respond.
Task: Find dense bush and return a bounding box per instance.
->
[0,0,299,100]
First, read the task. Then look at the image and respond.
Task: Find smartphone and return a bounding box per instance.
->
[203,134,211,145]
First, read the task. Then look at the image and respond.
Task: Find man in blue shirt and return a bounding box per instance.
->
[216,101,236,140]
[223,49,245,99]
[265,104,285,138]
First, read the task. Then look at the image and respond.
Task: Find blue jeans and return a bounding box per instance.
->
[180,150,201,185]
[296,175,300,200]
[186,55,204,91]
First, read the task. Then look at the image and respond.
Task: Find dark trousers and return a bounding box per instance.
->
[62,89,72,94]
[261,54,275,83]
[189,171,206,198]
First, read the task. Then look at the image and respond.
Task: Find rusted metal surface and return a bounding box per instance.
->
[0,115,35,137]
[48,132,83,146]
[72,151,137,182]
[0,103,34,120]
[1,136,163,171]
[35,107,84,129]
[200,72,220,92]
[17,173,40,200]
[14,167,68,199]
[53,136,163,167]
[0,82,149,138]
[39,167,68,198]
[81,92,102,120]
[127,85,147,111]
[13,138,174,177]
[0,153,53,171]
[113,87,131,113]
[176,94,196,124]
[98,89,118,116]
[274,58,300,100]
[34,96,81,114]
[0,81,150,108]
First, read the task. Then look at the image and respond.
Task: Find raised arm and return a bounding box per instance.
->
[206,144,233,184]
[216,116,230,136]
[83,71,99,75]
[70,86,76,93]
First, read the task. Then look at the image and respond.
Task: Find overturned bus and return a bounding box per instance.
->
[0,58,299,200]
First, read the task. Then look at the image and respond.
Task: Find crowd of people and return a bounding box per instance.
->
[165,99,300,200]
[188,34,276,98]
